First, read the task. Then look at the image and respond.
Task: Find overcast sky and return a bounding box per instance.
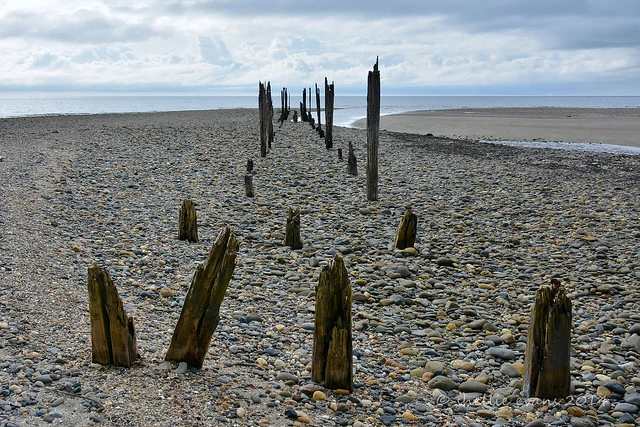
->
[1,0,639,95]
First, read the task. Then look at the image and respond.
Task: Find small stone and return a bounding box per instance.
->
[159,288,174,297]
[312,391,326,401]
[459,380,488,393]
[175,362,188,374]
[276,372,299,384]
[496,406,513,419]
[427,375,458,391]
[236,407,246,418]
[486,347,515,360]
[402,411,418,421]
[613,402,639,414]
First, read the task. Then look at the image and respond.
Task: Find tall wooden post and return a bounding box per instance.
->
[347,142,357,176]
[178,199,198,243]
[325,77,334,149]
[366,57,380,201]
[315,83,322,132]
[88,266,138,367]
[395,207,417,249]
[284,207,302,250]
[312,254,352,391]
[301,87,307,122]
[166,226,238,368]
[267,82,274,149]
[259,82,268,157]
[523,279,572,399]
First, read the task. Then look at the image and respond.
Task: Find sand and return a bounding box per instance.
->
[353,107,640,147]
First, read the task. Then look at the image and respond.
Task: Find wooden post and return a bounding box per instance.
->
[284,207,302,250]
[267,82,274,149]
[293,110,298,123]
[325,77,334,149]
[244,174,254,197]
[178,199,198,243]
[246,158,254,173]
[347,142,357,176]
[301,88,307,122]
[312,254,352,391]
[366,57,380,201]
[166,226,239,368]
[87,266,138,367]
[337,148,343,161]
[315,83,322,134]
[259,82,268,157]
[523,279,572,399]
[394,207,417,249]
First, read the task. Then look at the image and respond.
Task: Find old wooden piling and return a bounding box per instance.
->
[325,78,335,149]
[394,207,417,250]
[312,254,353,391]
[166,226,238,368]
[178,199,198,243]
[284,207,302,250]
[244,174,254,197]
[259,81,268,157]
[347,142,357,176]
[246,158,254,173]
[301,88,308,122]
[366,57,380,201]
[337,148,343,161]
[315,83,322,134]
[87,266,138,367]
[267,82,274,149]
[523,279,572,399]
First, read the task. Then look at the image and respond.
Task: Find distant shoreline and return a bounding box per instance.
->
[352,107,640,148]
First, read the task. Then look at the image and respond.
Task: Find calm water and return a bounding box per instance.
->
[2,94,639,154]
[1,94,639,127]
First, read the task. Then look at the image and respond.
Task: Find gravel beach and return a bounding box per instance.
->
[354,108,640,147]
[2,109,640,426]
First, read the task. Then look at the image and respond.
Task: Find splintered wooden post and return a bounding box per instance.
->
[312,254,353,391]
[178,199,198,243]
[244,174,254,197]
[395,207,417,249]
[366,57,380,201]
[284,207,302,250]
[259,82,268,157]
[347,142,357,176]
[166,226,239,368]
[324,77,335,149]
[523,279,572,399]
[87,266,138,367]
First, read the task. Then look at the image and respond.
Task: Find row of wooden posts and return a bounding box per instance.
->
[89,194,571,398]
[88,58,570,399]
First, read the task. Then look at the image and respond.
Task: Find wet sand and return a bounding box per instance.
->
[353,107,640,147]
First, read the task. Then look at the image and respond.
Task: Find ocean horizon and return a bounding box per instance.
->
[1,94,639,128]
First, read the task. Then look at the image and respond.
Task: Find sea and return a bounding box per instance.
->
[2,94,640,154]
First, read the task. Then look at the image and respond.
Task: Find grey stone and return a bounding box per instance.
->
[486,347,515,360]
[427,375,458,391]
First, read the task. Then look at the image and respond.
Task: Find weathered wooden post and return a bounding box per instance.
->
[523,279,572,399]
[347,142,357,176]
[301,88,308,122]
[366,57,380,201]
[325,77,334,149]
[337,148,343,161]
[284,207,302,250]
[246,158,254,173]
[312,254,353,391]
[166,226,238,368]
[315,83,322,135]
[293,110,298,123]
[88,266,138,367]
[267,82,274,149]
[178,199,198,243]
[259,82,268,157]
[244,174,254,197]
[395,207,417,249]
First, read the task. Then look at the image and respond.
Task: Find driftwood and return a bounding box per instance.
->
[394,207,417,249]
[178,199,198,243]
[325,77,335,149]
[284,207,302,250]
[87,266,138,367]
[523,279,572,399]
[366,57,380,201]
[347,142,357,176]
[166,226,239,368]
[312,254,353,391]
[244,174,254,197]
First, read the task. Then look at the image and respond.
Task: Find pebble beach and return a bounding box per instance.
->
[2,108,640,426]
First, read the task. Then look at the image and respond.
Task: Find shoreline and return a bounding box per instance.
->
[352,107,640,148]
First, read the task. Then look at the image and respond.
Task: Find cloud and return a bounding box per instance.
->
[0,0,638,94]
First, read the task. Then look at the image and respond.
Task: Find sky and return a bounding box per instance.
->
[1,0,639,95]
